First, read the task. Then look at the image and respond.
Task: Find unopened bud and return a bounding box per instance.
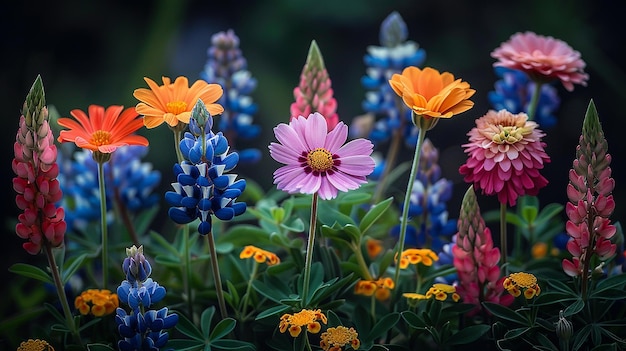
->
[556,310,573,342]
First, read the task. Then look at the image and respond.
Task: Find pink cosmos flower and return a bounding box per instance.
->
[269,112,375,200]
[491,31,589,92]
[459,109,550,207]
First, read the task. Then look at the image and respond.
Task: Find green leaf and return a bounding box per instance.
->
[9,263,52,284]
[359,196,394,235]
[201,306,216,337]
[364,312,400,342]
[175,311,204,341]
[482,302,529,326]
[572,324,592,351]
[503,327,531,340]
[535,203,564,225]
[445,324,490,345]
[563,298,584,317]
[594,272,626,292]
[167,339,204,351]
[211,339,256,351]
[255,304,290,320]
[521,205,538,223]
[209,318,237,341]
[62,253,88,284]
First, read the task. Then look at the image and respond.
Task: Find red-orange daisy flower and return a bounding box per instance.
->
[133,76,224,129]
[57,105,148,153]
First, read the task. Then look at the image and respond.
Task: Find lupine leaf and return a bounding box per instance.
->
[9,263,52,284]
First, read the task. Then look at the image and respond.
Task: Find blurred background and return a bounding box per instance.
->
[1,0,624,324]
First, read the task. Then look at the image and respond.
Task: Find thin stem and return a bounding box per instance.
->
[301,192,319,306]
[183,225,194,320]
[526,82,543,121]
[351,242,374,281]
[393,127,427,286]
[97,161,109,289]
[500,202,508,274]
[44,243,83,348]
[241,261,260,320]
[205,233,228,319]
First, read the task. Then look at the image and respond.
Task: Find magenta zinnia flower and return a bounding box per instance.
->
[269,112,375,200]
[459,109,550,206]
[491,31,589,92]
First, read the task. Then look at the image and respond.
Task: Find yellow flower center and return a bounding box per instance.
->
[91,130,111,146]
[17,339,54,351]
[307,148,334,172]
[166,100,188,114]
[509,272,538,288]
[491,125,527,144]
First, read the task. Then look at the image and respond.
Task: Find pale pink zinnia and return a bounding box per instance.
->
[491,31,589,92]
[269,112,375,200]
[459,109,550,206]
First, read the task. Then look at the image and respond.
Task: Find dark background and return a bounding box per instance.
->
[1,0,624,324]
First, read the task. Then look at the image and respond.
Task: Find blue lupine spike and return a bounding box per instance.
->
[221,188,242,199]
[168,208,194,224]
[204,140,215,161]
[212,133,229,155]
[180,196,199,208]
[215,207,235,220]
[233,202,246,215]
[164,192,183,207]
[198,220,212,235]
[220,152,240,171]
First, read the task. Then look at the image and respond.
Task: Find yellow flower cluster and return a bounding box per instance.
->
[503,272,541,299]
[239,245,280,266]
[320,326,360,351]
[354,277,395,301]
[365,238,383,259]
[403,283,460,302]
[74,289,119,317]
[279,309,327,337]
[396,248,439,269]
[17,339,54,351]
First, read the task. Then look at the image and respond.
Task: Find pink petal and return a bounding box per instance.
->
[324,121,348,153]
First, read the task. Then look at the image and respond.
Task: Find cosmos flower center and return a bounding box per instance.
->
[166,101,188,115]
[491,125,527,144]
[307,148,334,172]
[91,130,112,146]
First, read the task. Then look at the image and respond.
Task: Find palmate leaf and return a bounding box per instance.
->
[482,302,529,326]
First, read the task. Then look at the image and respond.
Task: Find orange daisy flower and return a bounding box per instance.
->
[57,105,148,153]
[133,76,225,129]
[389,66,475,119]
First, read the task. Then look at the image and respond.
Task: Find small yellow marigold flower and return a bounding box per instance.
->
[354,277,395,301]
[395,248,439,269]
[239,245,280,266]
[320,326,360,351]
[403,292,429,300]
[531,242,548,258]
[279,309,327,337]
[74,289,119,317]
[424,283,460,302]
[17,339,54,351]
[503,272,541,299]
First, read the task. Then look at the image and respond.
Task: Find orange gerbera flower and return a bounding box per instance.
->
[133,76,225,129]
[389,66,475,119]
[57,105,148,153]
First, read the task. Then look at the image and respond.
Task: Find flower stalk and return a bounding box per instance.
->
[302,192,319,304]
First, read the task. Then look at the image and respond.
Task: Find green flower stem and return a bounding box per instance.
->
[44,243,83,348]
[393,126,427,286]
[351,242,373,280]
[205,233,228,320]
[526,82,543,121]
[241,261,260,320]
[97,161,109,289]
[183,225,194,320]
[302,192,319,305]
[500,202,508,274]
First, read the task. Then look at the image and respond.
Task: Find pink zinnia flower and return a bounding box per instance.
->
[459,109,550,206]
[269,112,375,200]
[491,31,589,92]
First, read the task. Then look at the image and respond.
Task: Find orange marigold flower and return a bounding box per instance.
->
[57,105,148,154]
[396,248,439,269]
[17,339,54,351]
[74,289,119,317]
[503,272,541,299]
[279,309,327,338]
[354,277,395,301]
[320,326,360,351]
[133,76,224,129]
[239,245,280,266]
[389,66,475,119]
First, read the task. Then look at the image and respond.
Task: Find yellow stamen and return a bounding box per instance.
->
[166,101,188,115]
[91,130,111,146]
[307,148,334,172]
